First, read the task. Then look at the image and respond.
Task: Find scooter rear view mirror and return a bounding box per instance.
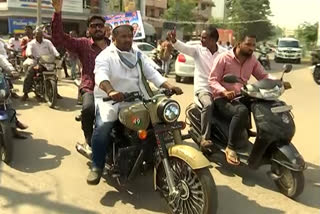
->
[223,74,239,83]
[283,64,293,73]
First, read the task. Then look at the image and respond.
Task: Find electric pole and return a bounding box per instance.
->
[37,0,42,26]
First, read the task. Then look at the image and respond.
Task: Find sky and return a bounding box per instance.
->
[269,0,320,29]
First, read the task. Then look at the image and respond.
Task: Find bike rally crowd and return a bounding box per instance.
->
[0,0,307,213]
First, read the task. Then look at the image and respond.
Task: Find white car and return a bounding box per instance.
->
[274,38,302,64]
[134,42,156,57]
[174,40,200,82]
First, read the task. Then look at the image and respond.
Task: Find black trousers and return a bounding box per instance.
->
[214,98,249,150]
[81,90,95,145]
[23,66,35,94]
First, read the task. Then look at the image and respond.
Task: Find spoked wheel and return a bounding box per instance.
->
[156,158,217,214]
[313,67,320,85]
[0,122,13,165]
[271,163,305,199]
[44,79,57,108]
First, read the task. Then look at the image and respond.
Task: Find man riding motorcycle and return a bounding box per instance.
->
[0,55,28,138]
[209,34,270,165]
[21,28,60,101]
[88,24,183,185]
[167,25,226,150]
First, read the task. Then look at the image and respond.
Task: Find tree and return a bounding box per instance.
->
[225,0,274,41]
[295,22,318,50]
[163,0,197,36]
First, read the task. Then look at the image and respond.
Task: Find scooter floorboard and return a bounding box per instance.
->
[214,141,253,165]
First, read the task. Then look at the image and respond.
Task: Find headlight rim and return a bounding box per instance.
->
[157,99,181,123]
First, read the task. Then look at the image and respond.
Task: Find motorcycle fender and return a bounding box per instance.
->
[153,145,211,190]
[272,143,306,171]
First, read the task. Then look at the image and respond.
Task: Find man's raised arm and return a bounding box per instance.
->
[51,0,85,53]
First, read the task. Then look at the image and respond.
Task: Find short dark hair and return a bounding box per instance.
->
[206,25,219,41]
[112,25,134,37]
[239,34,257,42]
[25,25,33,30]
[87,16,105,27]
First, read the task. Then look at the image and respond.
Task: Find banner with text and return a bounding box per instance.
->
[8,17,37,34]
[8,0,83,13]
[104,11,145,40]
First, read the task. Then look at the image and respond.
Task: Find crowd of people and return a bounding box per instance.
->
[0,0,271,185]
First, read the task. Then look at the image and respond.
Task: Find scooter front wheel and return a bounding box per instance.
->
[272,163,304,199]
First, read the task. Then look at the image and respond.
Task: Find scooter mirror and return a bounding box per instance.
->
[223,74,239,83]
[283,64,293,73]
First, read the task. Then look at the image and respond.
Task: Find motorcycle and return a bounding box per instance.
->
[186,64,306,199]
[312,64,320,85]
[31,55,59,108]
[258,50,271,70]
[76,89,218,214]
[0,68,15,165]
[7,49,23,73]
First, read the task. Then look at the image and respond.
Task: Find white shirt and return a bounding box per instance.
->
[26,38,59,58]
[173,40,226,95]
[0,39,8,58]
[94,43,166,122]
[8,38,21,51]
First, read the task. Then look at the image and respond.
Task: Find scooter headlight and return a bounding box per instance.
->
[158,100,180,123]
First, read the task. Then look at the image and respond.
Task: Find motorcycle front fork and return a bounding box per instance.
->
[155,129,181,198]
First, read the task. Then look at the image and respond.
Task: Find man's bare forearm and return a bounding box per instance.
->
[99,80,115,95]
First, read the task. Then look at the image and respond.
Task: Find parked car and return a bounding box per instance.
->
[274,38,302,64]
[134,42,156,57]
[174,40,200,82]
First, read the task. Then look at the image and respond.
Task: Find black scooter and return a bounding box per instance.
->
[186,64,306,199]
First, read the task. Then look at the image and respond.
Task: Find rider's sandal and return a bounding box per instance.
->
[225,147,240,166]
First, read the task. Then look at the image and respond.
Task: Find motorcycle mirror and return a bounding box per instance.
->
[283,64,292,73]
[223,74,239,83]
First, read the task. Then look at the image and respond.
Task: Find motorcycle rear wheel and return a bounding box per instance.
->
[0,122,13,165]
[44,79,57,108]
[272,163,305,199]
[156,157,217,214]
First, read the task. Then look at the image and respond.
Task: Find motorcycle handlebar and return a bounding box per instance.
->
[102,89,176,104]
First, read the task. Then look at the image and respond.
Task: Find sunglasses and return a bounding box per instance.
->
[89,23,104,29]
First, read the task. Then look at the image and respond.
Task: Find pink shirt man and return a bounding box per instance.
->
[209,49,269,99]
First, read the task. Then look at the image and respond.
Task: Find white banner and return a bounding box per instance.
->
[8,0,83,13]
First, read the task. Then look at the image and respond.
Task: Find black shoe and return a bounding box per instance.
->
[12,129,28,139]
[11,92,20,99]
[57,94,63,99]
[21,94,28,101]
[87,167,102,185]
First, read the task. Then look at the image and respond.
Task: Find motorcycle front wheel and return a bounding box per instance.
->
[156,157,218,214]
[0,122,13,165]
[44,79,57,108]
[271,163,305,199]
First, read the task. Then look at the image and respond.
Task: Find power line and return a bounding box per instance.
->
[143,16,270,25]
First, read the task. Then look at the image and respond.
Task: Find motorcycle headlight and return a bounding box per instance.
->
[43,64,55,71]
[157,100,180,123]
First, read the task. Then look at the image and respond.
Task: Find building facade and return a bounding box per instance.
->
[0,0,114,36]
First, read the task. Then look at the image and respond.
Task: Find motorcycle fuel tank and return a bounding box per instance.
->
[119,102,150,131]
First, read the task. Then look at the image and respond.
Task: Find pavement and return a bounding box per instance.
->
[0,59,319,214]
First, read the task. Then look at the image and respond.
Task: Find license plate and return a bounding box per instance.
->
[271,105,292,113]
